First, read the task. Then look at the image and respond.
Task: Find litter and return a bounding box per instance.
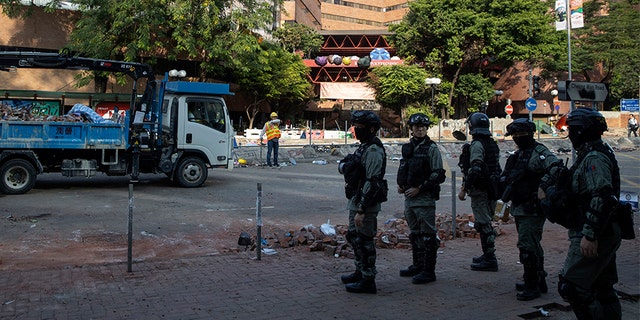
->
[538,307,549,316]
[320,219,336,236]
[261,248,277,255]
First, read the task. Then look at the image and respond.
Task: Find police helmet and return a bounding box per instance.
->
[407,113,431,127]
[566,108,607,147]
[466,112,491,136]
[505,118,536,136]
[566,107,607,132]
[351,110,381,129]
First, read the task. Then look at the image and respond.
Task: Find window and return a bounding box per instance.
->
[187,99,226,133]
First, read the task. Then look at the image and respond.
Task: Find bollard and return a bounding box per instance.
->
[127,183,134,272]
[256,183,262,260]
[451,171,456,239]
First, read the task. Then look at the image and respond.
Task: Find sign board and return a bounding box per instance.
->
[505,104,513,115]
[557,81,608,102]
[525,97,537,111]
[620,99,639,112]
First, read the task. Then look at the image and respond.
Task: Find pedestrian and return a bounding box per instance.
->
[338,110,387,294]
[627,114,638,137]
[259,112,281,167]
[396,113,446,284]
[457,112,502,272]
[500,118,563,301]
[540,108,623,319]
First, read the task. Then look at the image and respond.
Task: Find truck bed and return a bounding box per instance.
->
[0,121,128,149]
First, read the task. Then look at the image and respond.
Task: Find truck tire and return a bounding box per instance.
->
[175,156,208,188]
[0,159,37,195]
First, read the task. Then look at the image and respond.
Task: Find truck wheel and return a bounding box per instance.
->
[0,159,37,195]
[175,156,208,188]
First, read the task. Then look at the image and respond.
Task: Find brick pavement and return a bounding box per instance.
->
[1,221,638,320]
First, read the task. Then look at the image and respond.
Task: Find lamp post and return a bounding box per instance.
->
[425,77,441,141]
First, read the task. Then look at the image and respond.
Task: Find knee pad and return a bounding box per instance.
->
[519,249,536,266]
[346,230,357,245]
[558,276,576,301]
[423,235,440,250]
[360,235,375,252]
[558,276,594,305]
[475,222,493,235]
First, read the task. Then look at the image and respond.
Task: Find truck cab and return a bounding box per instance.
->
[159,81,234,187]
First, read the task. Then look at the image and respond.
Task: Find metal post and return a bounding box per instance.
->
[127,183,134,272]
[344,120,348,145]
[528,69,533,121]
[308,120,312,146]
[256,183,263,260]
[451,171,457,239]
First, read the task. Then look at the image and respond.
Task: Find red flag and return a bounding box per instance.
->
[556,114,568,131]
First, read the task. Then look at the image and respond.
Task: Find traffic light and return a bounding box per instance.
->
[532,75,541,97]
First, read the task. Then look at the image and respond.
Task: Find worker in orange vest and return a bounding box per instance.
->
[259,112,281,167]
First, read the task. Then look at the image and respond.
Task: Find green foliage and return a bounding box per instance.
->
[569,0,640,102]
[454,74,495,114]
[366,64,428,114]
[231,41,312,128]
[273,23,323,58]
[389,0,563,117]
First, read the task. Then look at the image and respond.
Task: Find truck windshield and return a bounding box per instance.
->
[187,99,226,133]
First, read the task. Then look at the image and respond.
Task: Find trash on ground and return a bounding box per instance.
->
[321,219,336,236]
[538,307,549,317]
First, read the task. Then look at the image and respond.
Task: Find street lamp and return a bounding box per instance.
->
[425,77,441,115]
[425,77,441,140]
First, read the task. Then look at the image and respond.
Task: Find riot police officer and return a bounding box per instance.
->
[458,112,501,271]
[540,108,622,319]
[339,110,387,294]
[397,113,446,284]
[501,118,563,301]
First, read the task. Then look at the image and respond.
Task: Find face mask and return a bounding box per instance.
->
[354,127,372,141]
[568,126,584,149]
[513,135,534,149]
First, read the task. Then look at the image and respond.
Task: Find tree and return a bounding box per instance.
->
[273,23,323,58]
[0,0,283,90]
[389,0,563,118]
[366,64,431,135]
[454,73,496,117]
[231,42,313,129]
[1,0,314,126]
[571,0,640,104]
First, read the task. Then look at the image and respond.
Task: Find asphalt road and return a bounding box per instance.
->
[0,148,638,270]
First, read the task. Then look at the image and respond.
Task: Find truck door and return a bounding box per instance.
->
[178,97,232,167]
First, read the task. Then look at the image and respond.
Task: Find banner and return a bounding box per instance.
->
[556,0,584,30]
[319,82,376,100]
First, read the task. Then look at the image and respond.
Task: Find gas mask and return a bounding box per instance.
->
[354,126,373,142]
[512,135,535,149]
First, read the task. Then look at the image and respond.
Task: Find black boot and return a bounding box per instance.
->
[412,235,438,284]
[516,250,541,301]
[345,276,377,294]
[517,286,541,301]
[471,228,496,269]
[342,231,362,284]
[341,271,362,284]
[470,253,498,271]
[472,254,486,264]
[400,233,423,277]
[516,276,547,293]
